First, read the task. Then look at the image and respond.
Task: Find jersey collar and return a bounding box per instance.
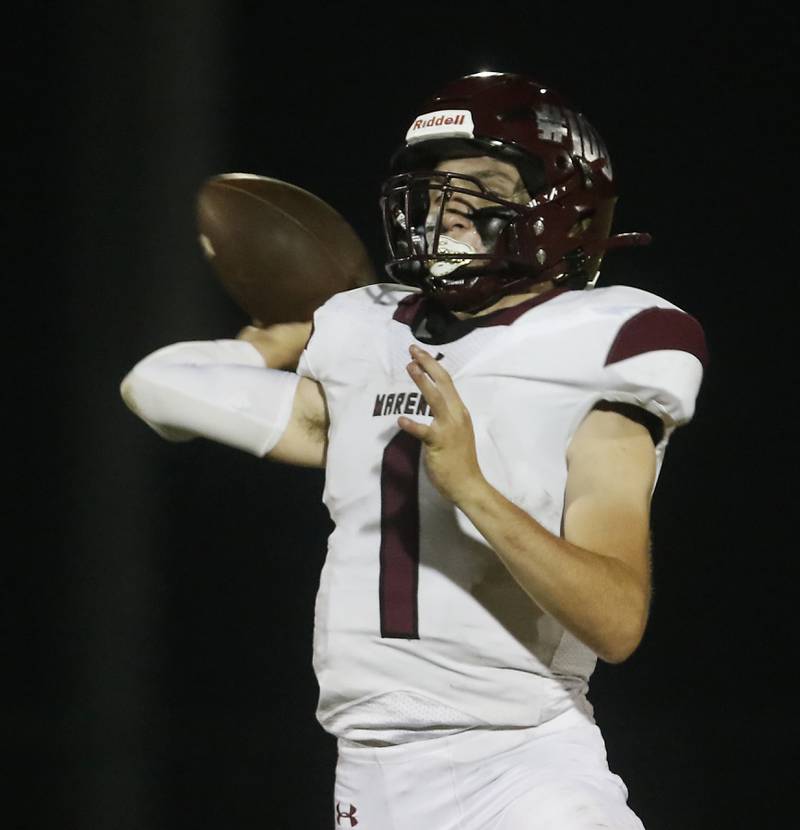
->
[393,287,571,344]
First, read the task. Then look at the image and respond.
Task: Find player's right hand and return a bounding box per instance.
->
[399,345,484,506]
[236,321,312,370]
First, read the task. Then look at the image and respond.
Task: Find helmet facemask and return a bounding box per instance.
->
[380,157,619,313]
[381,167,546,313]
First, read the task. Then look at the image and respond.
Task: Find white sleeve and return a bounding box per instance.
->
[603,350,703,428]
[296,306,324,382]
[600,305,707,431]
[120,340,300,456]
[296,345,317,382]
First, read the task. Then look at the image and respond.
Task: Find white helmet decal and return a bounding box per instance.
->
[406,109,475,144]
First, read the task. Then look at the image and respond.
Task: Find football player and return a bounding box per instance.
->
[121,72,706,829]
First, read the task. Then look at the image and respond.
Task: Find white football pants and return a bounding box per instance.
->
[333,707,645,829]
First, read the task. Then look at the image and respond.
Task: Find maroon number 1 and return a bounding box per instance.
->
[379,431,422,639]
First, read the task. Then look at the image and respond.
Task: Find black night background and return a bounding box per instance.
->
[9,3,795,828]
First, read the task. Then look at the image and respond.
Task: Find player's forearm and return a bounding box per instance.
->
[455,477,648,664]
[120,340,299,456]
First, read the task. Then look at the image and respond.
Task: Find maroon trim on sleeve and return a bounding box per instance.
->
[605,307,708,368]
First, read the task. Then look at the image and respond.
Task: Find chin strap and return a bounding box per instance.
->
[603,231,653,251]
[546,230,653,287]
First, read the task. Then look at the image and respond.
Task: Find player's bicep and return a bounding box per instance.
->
[266,376,329,468]
[564,408,656,588]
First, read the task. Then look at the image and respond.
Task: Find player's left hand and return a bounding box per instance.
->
[398,345,485,505]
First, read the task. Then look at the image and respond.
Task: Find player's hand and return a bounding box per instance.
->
[236,321,312,370]
[398,345,485,505]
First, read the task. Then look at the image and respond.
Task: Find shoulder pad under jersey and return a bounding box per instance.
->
[587,287,708,429]
[297,283,417,381]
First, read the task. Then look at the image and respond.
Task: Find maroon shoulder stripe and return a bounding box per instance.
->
[605,307,708,367]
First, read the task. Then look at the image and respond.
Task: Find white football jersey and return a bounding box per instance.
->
[296,282,706,744]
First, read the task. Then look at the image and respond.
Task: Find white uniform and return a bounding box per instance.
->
[120,279,705,828]
[297,282,705,747]
[332,706,646,830]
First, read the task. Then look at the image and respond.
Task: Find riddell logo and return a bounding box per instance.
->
[412,113,465,130]
[406,109,474,143]
[336,802,359,826]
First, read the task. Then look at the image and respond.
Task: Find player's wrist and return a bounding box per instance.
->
[450,471,494,513]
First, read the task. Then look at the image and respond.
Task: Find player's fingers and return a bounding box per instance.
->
[397,416,430,442]
[407,362,448,417]
[409,346,456,391]
[409,346,464,413]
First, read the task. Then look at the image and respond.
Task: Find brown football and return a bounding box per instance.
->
[197,173,376,324]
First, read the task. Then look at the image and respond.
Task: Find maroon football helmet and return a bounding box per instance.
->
[380,72,651,312]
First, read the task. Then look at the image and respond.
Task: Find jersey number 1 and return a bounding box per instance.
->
[379,431,421,639]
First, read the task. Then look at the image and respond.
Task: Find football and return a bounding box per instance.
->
[197,173,376,324]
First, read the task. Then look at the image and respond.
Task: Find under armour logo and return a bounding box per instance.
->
[336,802,359,827]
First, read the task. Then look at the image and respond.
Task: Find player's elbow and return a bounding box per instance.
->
[597,598,649,665]
[597,631,642,665]
[120,366,153,420]
[119,366,196,442]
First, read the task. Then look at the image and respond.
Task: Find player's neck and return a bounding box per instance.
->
[453,281,556,321]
